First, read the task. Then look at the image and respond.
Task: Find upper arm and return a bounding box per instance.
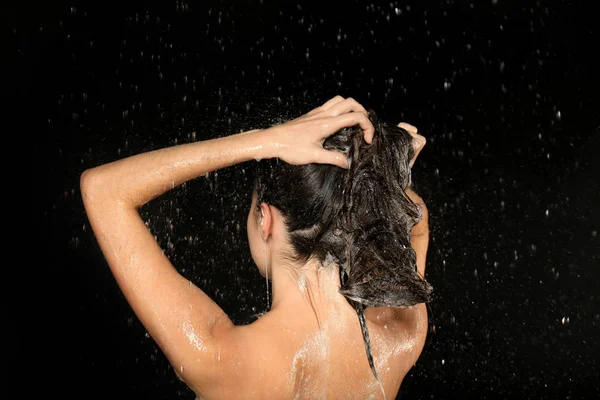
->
[368,303,429,374]
[392,303,428,369]
[80,168,234,388]
[406,188,429,278]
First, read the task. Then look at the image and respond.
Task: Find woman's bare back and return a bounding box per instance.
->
[194,301,428,400]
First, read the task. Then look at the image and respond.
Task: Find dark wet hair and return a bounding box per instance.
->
[254,110,433,381]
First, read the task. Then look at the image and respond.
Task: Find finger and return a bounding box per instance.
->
[398,122,426,167]
[305,96,345,117]
[409,136,426,168]
[325,113,374,144]
[398,122,418,134]
[320,95,346,110]
[398,122,425,149]
[327,97,369,119]
[320,150,349,169]
[413,134,426,152]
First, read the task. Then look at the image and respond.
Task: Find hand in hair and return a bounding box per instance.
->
[263,96,375,169]
[398,122,426,168]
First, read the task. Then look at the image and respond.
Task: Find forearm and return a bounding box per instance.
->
[81,129,272,208]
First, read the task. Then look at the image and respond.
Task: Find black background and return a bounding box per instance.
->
[12,0,599,398]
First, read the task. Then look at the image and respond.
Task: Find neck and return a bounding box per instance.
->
[267,258,347,317]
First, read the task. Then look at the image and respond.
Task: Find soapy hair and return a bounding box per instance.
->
[254,110,433,381]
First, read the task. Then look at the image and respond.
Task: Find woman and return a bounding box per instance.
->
[81,95,433,399]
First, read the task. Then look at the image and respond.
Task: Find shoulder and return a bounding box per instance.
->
[367,304,429,367]
[190,317,294,399]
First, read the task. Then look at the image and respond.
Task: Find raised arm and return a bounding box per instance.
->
[396,121,428,278]
[80,129,273,390]
[377,123,430,374]
[80,96,374,395]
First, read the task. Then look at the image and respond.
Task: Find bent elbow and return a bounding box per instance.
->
[80,167,111,206]
[80,168,99,201]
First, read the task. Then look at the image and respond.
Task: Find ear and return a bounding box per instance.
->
[259,202,273,240]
